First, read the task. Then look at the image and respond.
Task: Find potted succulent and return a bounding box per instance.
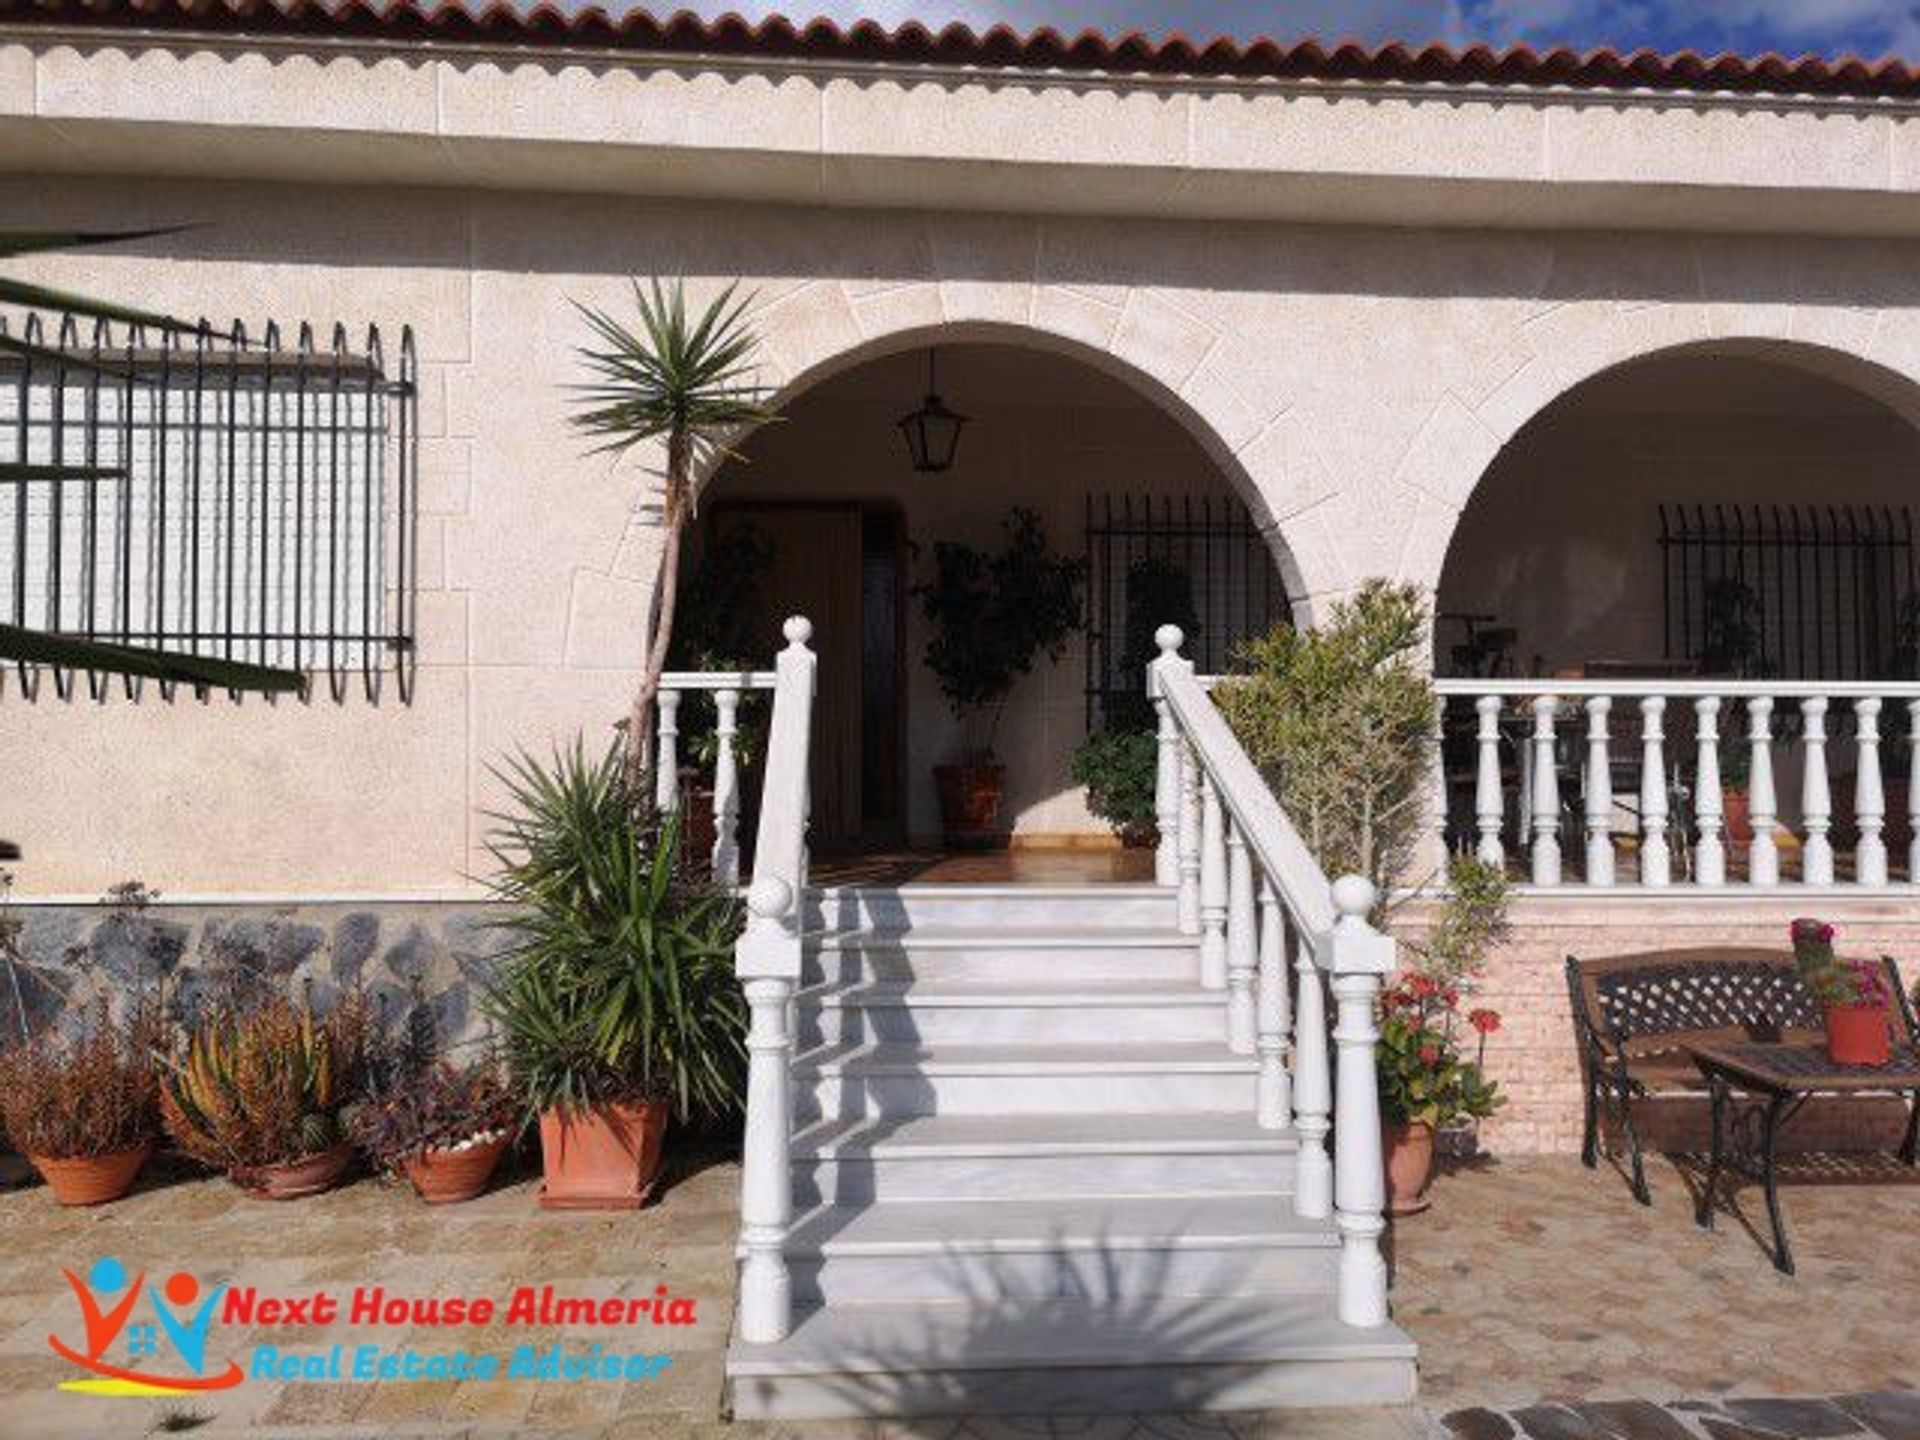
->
[0,997,164,1206]
[350,1058,515,1205]
[1069,728,1159,847]
[484,742,747,1210]
[914,508,1083,848]
[159,990,373,1199]
[1791,917,1893,1066]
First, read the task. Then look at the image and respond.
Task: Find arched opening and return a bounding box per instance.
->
[679,337,1295,863]
[1434,342,1920,885]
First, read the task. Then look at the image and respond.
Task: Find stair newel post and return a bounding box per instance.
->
[1255,874,1291,1130]
[712,685,742,885]
[1225,817,1257,1053]
[1324,875,1394,1330]
[1152,625,1186,888]
[655,689,681,814]
[1199,769,1228,989]
[1855,697,1888,887]
[1291,925,1333,1220]
[735,877,799,1345]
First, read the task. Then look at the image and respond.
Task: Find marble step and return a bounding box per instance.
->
[794,978,1228,1048]
[792,1041,1258,1119]
[726,1293,1420,1419]
[780,1193,1338,1304]
[806,927,1200,986]
[806,883,1177,933]
[790,1111,1297,1204]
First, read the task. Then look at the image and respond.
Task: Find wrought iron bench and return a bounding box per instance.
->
[1565,947,1917,1203]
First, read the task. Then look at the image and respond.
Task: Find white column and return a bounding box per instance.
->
[735,878,798,1344]
[1474,694,1505,869]
[1639,697,1671,888]
[1255,876,1291,1131]
[1225,820,1257,1054]
[1325,875,1394,1330]
[1748,697,1780,887]
[1855,697,1888,887]
[1584,695,1615,887]
[1153,626,1185,888]
[1177,739,1202,935]
[1909,699,1920,884]
[1694,695,1725,886]
[654,689,681,814]
[711,687,742,885]
[1199,770,1228,991]
[1530,694,1562,885]
[1292,929,1332,1220]
[1801,696,1834,886]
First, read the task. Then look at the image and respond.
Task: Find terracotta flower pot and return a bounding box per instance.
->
[1825,1004,1892,1067]
[1383,1120,1436,1216]
[402,1133,510,1205]
[537,1100,667,1211]
[232,1142,354,1200]
[29,1143,150,1206]
[934,762,1007,850]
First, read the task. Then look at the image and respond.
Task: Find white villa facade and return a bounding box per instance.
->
[10,3,1920,1414]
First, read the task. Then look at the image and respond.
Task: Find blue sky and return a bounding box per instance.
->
[677,2,1920,60]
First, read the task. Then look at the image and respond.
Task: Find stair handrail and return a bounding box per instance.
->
[733,615,816,1347]
[1150,625,1395,1331]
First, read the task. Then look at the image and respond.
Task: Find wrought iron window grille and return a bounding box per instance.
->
[1,310,418,703]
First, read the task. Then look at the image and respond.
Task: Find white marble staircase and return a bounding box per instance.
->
[723,882,1418,1420]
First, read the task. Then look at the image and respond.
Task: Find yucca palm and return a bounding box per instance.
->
[571,279,779,790]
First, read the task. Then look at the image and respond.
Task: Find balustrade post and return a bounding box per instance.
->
[1291,928,1333,1220]
[654,689,681,815]
[1801,697,1834,886]
[1584,696,1614,887]
[1324,875,1394,1330]
[1748,697,1780,887]
[1694,696,1725,886]
[1426,696,1451,869]
[1855,698,1888,887]
[1639,697,1671,887]
[1474,694,1505,869]
[1178,739,1202,936]
[1225,820,1257,1054]
[734,877,799,1345]
[712,687,742,885]
[1199,771,1228,990]
[1152,626,1186,888]
[1530,694,1562,885]
[1255,876,1291,1130]
[1909,700,1920,884]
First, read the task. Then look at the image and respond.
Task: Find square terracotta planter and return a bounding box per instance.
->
[537,1101,668,1210]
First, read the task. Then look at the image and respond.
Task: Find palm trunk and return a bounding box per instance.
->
[626,431,691,801]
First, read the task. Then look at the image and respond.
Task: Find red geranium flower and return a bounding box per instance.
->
[1469,1008,1501,1036]
[1418,1043,1442,1066]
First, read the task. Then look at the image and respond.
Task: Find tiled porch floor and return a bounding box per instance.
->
[1,1147,1916,1437]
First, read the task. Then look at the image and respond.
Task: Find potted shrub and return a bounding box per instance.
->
[914,508,1084,848]
[484,742,747,1210]
[0,997,164,1206]
[350,1059,515,1205]
[1377,975,1503,1214]
[1070,728,1159,846]
[159,990,373,1199]
[1791,917,1893,1066]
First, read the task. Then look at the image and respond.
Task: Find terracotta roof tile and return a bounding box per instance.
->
[3,1,1917,101]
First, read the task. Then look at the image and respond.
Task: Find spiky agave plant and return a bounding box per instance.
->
[569,279,780,792]
[160,991,372,1173]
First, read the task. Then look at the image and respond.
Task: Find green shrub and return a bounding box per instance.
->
[1070,728,1159,841]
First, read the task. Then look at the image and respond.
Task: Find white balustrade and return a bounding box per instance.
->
[1199,770,1228,990]
[1433,679,1920,892]
[1153,633,1183,888]
[1226,820,1257,1053]
[656,667,778,882]
[1291,928,1334,1221]
[1325,876,1394,1330]
[729,618,815,1347]
[654,689,681,814]
[1178,743,1203,937]
[711,686,742,885]
[1255,875,1291,1130]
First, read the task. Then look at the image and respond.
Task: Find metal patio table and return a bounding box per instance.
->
[1689,1040,1920,1275]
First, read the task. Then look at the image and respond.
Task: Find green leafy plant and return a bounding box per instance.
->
[159,991,373,1171]
[914,508,1084,760]
[1214,580,1434,899]
[1790,917,1891,1009]
[570,279,781,791]
[1070,728,1159,842]
[482,741,747,1122]
[0,995,164,1160]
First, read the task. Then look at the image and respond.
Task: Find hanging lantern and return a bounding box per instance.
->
[897,347,968,473]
